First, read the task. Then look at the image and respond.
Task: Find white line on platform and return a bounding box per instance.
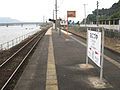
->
[46,28,58,90]
[70,35,86,47]
[70,34,120,69]
[61,30,120,69]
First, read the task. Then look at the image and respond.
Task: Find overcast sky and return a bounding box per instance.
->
[0,0,119,22]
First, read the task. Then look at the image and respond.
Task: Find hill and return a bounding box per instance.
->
[0,17,20,23]
[82,0,120,24]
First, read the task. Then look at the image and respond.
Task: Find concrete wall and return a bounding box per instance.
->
[80,24,120,31]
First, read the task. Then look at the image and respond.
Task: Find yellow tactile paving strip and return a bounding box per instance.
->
[46,28,58,90]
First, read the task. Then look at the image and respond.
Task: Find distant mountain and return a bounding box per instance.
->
[0,17,20,23]
[81,0,120,24]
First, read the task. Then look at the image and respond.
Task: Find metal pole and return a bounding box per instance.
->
[86,28,89,64]
[53,9,54,20]
[100,27,104,81]
[85,4,88,64]
[96,1,99,26]
[55,0,57,31]
[52,10,55,30]
[84,4,87,27]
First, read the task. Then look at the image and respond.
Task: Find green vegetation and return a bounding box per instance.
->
[81,0,120,24]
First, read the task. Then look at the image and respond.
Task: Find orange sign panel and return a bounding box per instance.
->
[67,11,76,17]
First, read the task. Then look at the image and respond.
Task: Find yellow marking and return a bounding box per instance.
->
[46,85,58,90]
[46,28,58,90]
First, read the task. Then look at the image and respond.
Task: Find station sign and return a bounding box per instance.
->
[67,11,76,17]
[87,30,101,67]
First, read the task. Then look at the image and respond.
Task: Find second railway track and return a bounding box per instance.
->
[0,25,50,90]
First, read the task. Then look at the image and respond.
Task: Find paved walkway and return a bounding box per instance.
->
[14,28,120,90]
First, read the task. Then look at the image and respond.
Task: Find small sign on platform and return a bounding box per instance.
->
[86,28,104,81]
[87,30,101,67]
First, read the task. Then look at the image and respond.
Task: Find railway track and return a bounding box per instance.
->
[67,29,120,55]
[0,26,50,90]
[65,29,120,68]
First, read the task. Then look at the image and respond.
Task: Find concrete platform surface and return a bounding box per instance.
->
[14,28,120,90]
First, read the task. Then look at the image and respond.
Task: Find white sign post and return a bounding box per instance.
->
[100,28,104,81]
[86,28,104,81]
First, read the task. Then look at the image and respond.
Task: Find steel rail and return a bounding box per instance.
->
[0,29,47,90]
[0,30,44,67]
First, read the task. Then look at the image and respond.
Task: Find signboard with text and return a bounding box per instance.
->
[67,11,76,17]
[87,30,101,67]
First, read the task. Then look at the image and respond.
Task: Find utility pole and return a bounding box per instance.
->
[84,4,87,27]
[96,1,99,26]
[55,0,57,30]
[53,9,54,20]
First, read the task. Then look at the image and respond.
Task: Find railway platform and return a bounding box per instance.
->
[14,27,120,90]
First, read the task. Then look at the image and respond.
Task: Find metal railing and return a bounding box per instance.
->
[0,30,39,50]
